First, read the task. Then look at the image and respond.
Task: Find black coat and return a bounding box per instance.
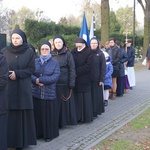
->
[1,47,35,109]
[51,47,76,88]
[71,47,94,92]
[111,45,122,70]
[0,54,8,114]
[90,49,106,82]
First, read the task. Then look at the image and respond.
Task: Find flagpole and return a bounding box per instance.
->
[90,11,96,40]
[93,11,96,38]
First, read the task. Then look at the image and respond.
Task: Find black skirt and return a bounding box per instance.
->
[7,110,37,148]
[75,91,93,123]
[91,82,105,116]
[0,114,7,150]
[33,98,59,140]
[56,85,77,128]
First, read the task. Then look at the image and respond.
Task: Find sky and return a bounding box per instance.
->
[3,0,144,26]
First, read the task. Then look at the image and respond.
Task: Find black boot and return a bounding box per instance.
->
[16,148,23,150]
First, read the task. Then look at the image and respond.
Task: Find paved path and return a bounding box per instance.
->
[25,69,150,150]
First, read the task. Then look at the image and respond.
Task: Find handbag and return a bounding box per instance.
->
[142,58,147,66]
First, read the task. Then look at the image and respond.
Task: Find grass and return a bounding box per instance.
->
[134,60,147,71]
[90,60,150,150]
[129,111,150,131]
[91,108,150,150]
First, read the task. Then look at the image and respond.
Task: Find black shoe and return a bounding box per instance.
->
[93,115,98,119]
[130,87,133,90]
[104,100,108,106]
[16,148,23,150]
[116,94,123,97]
[45,138,51,142]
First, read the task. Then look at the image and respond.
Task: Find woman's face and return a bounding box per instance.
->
[75,43,85,51]
[54,38,63,50]
[90,39,98,50]
[40,44,50,56]
[11,33,23,46]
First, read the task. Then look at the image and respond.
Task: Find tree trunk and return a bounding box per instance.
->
[137,0,150,58]
[101,0,109,44]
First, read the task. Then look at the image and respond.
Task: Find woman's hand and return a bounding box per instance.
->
[9,71,16,80]
[36,78,44,86]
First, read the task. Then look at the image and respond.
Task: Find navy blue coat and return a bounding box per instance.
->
[126,46,135,67]
[32,56,60,100]
[146,46,150,60]
[119,48,128,77]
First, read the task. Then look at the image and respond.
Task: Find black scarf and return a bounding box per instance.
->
[7,43,29,54]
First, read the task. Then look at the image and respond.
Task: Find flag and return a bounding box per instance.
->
[79,12,90,45]
[90,11,96,39]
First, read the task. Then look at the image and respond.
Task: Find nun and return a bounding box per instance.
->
[32,41,60,142]
[1,28,37,150]
[90,37,106,118]
[71,37,94,123]
[51,35,77,128]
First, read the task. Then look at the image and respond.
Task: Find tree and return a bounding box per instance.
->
[116,5,135,33]
[101,0,110,44]
[58,17,68,25]
[109,11,121,34]
[66,15,80,27]
[11,7,35,30]
[137,0,150,57]
[35,9,51,22]
[80,0,101,29]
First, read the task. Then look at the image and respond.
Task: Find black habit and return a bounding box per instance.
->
[71,45,94,123]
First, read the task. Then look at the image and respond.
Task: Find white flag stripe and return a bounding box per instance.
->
[89,11,96,40]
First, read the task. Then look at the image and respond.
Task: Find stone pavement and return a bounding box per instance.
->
[25,69,150,150]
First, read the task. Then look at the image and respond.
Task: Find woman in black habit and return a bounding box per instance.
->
[1,28,37,150]
[51,35,77,128]
[32,41,60,142]
[0,53,8,150]
[90,37,106,118]
[71,37,94,123]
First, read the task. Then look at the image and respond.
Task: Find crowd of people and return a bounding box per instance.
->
[0,28,137,150]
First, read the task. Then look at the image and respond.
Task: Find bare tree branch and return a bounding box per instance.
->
[137,0,146,15]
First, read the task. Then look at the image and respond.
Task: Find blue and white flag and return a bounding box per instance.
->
[90,11,96,40]
[79,12,90,45]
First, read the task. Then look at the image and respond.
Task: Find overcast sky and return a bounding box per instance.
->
[3,0,144,25]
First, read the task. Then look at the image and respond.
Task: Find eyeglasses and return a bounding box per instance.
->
[41,48,50,51]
